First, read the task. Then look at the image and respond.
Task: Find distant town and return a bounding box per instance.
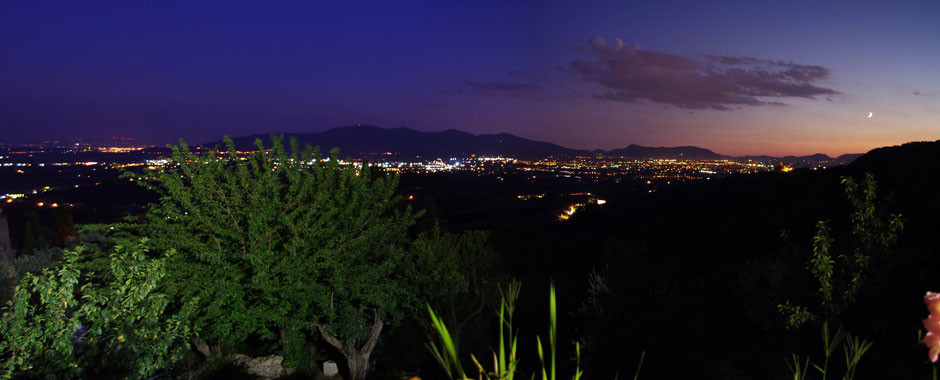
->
[0,136,847,217]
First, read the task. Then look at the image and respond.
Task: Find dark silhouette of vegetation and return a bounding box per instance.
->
[414,225,495,355]
[52,208,78,247]
[779,173,903,328]
[19,212,48,256]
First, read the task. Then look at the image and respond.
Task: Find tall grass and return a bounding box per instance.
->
[784,321,872,380]
[426,281,643,380]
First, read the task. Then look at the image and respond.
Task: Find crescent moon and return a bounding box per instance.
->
[868,112,873,118]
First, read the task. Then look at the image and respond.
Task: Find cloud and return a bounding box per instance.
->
[570,37,838,110]
[913,89,939,97]
[462,80,543,96]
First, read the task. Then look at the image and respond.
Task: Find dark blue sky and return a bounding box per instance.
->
[2,0,938,155]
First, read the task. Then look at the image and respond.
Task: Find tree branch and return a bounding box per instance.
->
[460,288,486,327]
[313,322,344,352]
[360,310,384,355]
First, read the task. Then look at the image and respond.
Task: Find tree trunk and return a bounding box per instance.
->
[346,351,370,380]
[315,311,384,380]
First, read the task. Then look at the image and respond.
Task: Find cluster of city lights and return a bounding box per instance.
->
[551,193,607,222]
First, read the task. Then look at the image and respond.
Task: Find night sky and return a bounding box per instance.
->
[2,1,938,156]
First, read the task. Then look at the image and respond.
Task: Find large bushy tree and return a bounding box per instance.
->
[139,136,421,379]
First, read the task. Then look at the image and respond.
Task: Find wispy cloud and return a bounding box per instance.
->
[913,89,940,97]
[570,37,838,110]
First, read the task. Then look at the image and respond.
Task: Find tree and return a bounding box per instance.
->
[138,136,422,379]
[53,208,78,247]
[413,224,494,354]
[0,239,194,379]
[20,211,49,256]
[779,173,904,328]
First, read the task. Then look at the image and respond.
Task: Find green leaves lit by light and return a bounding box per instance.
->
[427,304,466,380]
[427,281,597,380]
[537,282,557,380]
[136,136,421,377]
[785,353,810,380]
[0,239,195,379]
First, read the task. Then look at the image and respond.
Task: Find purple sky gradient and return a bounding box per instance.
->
[1,0,938,156]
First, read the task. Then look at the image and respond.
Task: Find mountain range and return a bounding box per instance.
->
[215,125,863,165]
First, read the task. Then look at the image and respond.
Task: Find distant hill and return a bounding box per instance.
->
[602,144,722,160]
[211,125,864,164]
[218,126,584,158]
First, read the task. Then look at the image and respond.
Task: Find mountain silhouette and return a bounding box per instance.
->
[214,125,863,164]
[602,144,722,160]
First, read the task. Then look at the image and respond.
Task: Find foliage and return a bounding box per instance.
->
[427,304,466,379]
[572,241,656,375]
[785,354,810,380]
[137,136,421,375]
[13,247,59,275]
[0,239,195,379]
[414,225,493,307]
[779,173,903,329]
[72,224,125,280]
[778,301,813,330]
[0,247,60,305]
[783,322,871,380]
[816,321,845,380]
[20,212,49,256]
[427,282,622,380]
[52,208,78,247]
[841,334,871,380]
[776,174,888,380]
[535,283,557,380]
[498,282,521,380]
[631,350,646,380]
[414,224,495,354]
[427,280,522,380]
